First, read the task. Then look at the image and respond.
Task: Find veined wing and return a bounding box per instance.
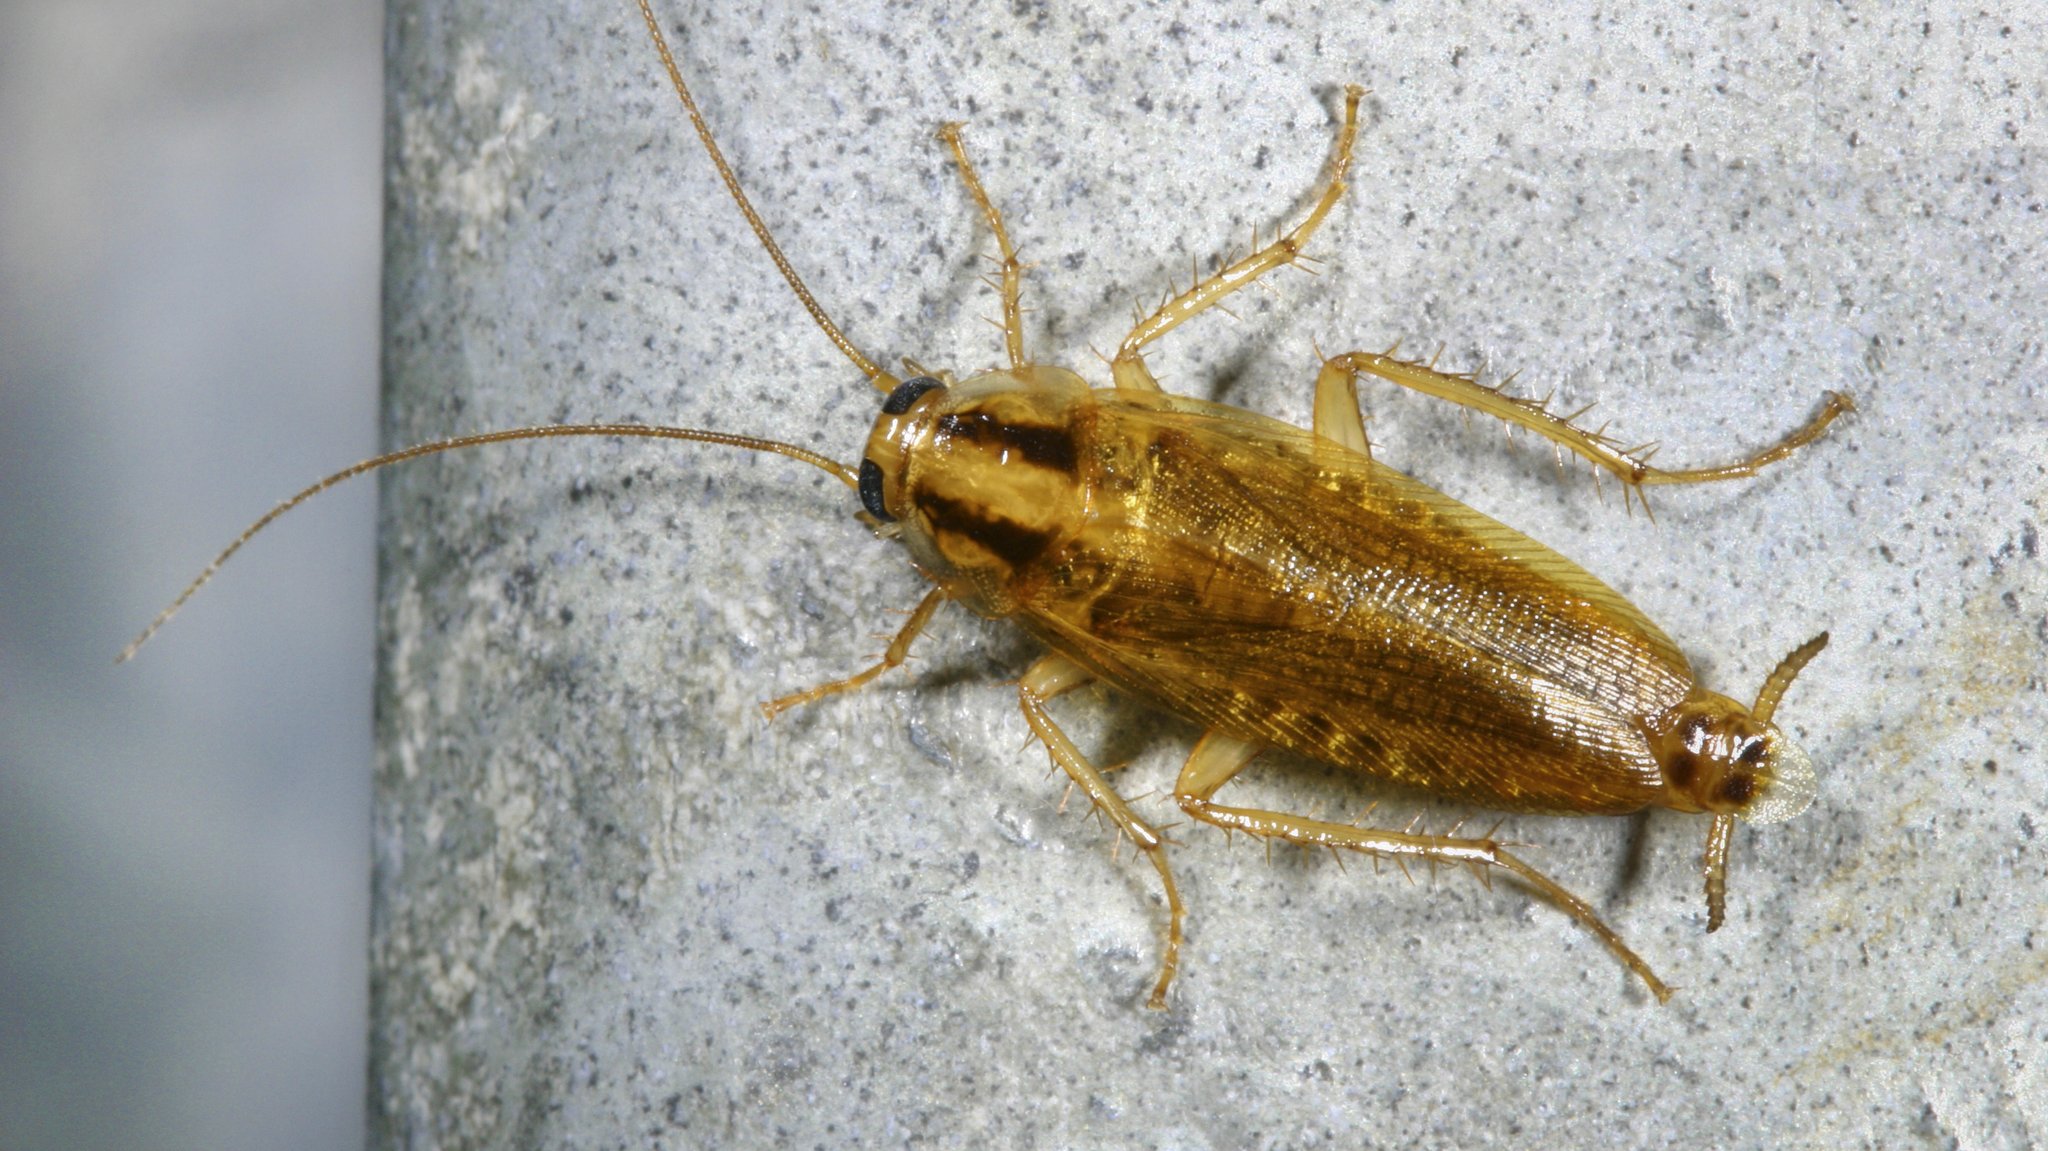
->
[1015,392,1695,813]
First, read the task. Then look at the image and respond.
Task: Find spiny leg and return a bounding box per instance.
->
[1173,731,1673,1003]
[1111,85,1366,394]
[1311,356,1374,456]
[1019,654,1186,1009]
[1320,349,1852,504]
[938,123,1028,370]
[760,587,947,719]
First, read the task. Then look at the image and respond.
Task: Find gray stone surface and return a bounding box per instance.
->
[376,0,2046,1146]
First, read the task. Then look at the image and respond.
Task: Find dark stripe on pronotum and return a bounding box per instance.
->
[936,411,1079,473]
[920,493,1059,570]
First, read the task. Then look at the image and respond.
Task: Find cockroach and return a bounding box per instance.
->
[123,0,1852,1008]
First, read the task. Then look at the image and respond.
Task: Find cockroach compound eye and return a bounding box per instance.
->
[882,376,945,415]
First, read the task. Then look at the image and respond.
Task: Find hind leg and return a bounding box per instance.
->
[1173,730,1673,1003]
[1314,349,1852,510]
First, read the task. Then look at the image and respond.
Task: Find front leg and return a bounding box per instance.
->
[759,588,946,719]
[938,123,1029,370]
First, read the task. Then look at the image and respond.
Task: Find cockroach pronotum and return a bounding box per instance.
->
[123,0,1852,1007]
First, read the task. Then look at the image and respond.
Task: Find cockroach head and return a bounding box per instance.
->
[1739,734,1816,825]
[857,375,946,522]
[852,366,1095,616]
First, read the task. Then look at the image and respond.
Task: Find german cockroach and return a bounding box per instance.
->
[124,0,1851,1008]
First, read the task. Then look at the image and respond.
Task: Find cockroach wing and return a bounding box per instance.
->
[1013,392,1697,816]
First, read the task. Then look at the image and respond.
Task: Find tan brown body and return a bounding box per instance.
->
[866,368,1813,825]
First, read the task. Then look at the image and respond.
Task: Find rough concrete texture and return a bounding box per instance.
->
[376,0,2046,1146]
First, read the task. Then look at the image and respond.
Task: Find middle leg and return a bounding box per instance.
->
[1019,653,1187,1009]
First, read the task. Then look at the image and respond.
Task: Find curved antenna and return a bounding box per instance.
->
[119,423,857,663]
[635,0,900,394]
[1753,631,1830,724]
[1704,630,1832,931]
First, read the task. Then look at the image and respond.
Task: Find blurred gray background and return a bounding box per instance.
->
[1,1,380,1149]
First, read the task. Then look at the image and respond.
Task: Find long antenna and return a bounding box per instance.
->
[634,0,899,393]
[119,424,856,662]
[1753,632,1829,724]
